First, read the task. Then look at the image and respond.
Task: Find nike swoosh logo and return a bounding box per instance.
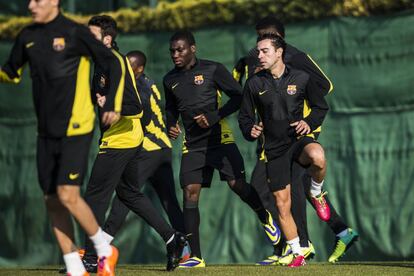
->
[259,90,268,95]
[69,173,79,180]
[25,42,35,48]
[172,83,179,90]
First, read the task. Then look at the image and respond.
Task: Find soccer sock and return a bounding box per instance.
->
[336,228,349,238]
[310,178,324,197]
[232,183,267,224]
[102,231,114,244]
[287,237,302,256]
[89,227,112,257]
[184,201,201,258]
[63,251,86,276]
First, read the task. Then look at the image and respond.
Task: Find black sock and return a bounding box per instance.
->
[184,201,201,258]
[324,196,349,235]
[273,236,286,255]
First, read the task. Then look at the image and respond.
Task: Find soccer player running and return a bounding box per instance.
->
[164,30,281,268]
[234,16,359,264]
[80,15,186,272]
[0,1,120,276]
[96,50,189,260]
[239,33,329,267]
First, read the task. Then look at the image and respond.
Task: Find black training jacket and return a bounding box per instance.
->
[234,43,332,134]
[163,59,242,152]
[238,67,328,160]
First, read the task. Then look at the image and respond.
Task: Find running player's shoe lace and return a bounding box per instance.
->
[311,191,331,221]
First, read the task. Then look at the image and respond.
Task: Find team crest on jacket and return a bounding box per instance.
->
[287,85,297,95]
[194,75,204,85]
[53,38,65,51]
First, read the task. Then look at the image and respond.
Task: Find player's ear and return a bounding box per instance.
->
[137,65,144,74]
[190,45,196,54]
[103,35,112,47]
[276,47,283,57]
[52,0,60,8]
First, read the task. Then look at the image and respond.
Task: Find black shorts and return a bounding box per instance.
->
[37,133,93,195]
[266,136,317,192]
[180,143,245,188]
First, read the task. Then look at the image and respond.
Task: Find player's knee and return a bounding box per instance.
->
[184,185,200,202]
[57,186,80,207]
[309,148,326,170]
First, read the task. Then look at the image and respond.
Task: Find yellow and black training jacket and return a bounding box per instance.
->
[0,13,124,138]
[93,54,144,150]
[238,67,329,160]
[233,43,333,158]
[136,74,172,152]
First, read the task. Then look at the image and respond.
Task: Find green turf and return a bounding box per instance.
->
[0,263,413,276]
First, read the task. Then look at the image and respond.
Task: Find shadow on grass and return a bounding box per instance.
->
[17,268,57,271]
[337,262,414,269]
[118,265,166,272]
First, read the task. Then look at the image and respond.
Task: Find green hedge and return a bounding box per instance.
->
[0,0,413,40]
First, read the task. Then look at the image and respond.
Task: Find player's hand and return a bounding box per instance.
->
[251,122,263,139]
[194,114,210,128]
[290,120,311,135]
[101,111,120,126]
[96,93,106,108]
[168,123,181,140]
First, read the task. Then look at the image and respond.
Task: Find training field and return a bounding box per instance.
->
[0,263,413,276]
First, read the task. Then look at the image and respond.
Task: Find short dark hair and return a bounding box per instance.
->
[257,33,286,56]
[126,50,147,67]
[255,16,285,38]
[169,30,196,46]
[88,15,118,41]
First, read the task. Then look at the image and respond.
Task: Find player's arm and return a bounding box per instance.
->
[232,57,246,85]
[125,56,143,117]
[302,78,329,131]
[238,81,259,141]
[0,31,28,84]
[204,63,243,126]
[75,25,125,122]
[164,79,181,139]
[291,52,333,96]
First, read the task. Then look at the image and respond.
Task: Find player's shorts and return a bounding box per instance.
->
[180,143,245,188]
[37,133,93,195]
[266,136,318,192]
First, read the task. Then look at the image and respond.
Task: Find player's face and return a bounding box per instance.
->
[127,56,144,78]
[257,39,282,70]
[89,25,103,41]
[89,25,113,48]
[169,39,196,68]
[28,0,59,24]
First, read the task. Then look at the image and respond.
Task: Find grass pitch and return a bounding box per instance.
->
[0,262,413,275]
